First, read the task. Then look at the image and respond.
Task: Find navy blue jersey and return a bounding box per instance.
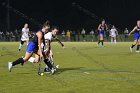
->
[31,30,45,45]
[135,26,140,34]
[100,24,106,31]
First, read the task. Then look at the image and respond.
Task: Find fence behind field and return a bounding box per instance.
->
[0,34,134,42]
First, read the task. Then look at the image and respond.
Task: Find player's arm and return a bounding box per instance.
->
[55,37,65,48]
[98,24,101,30]
[109,30,112,36]
[115,29,118,35]
[28,28,31,37]
[36,32,43,57]
[44,39,51,56]
[21,29,24,35]
[129,26,137,35]
[105,24,108,30]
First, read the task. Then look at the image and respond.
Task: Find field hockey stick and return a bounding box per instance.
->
[37,57,42,75]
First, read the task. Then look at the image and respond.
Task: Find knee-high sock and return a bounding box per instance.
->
[12,58,24,66]
[136,45,140,51]
[44,59,53,69]
[131,44,135,48]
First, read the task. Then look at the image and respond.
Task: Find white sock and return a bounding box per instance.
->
[19,44,22,49]
[45,65,49,69]
[111,39,113,43]
[28,57,35,63]
[114,40,116,43]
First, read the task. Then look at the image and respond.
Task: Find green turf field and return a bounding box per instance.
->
[0,42,140,93]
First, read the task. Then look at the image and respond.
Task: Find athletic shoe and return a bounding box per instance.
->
[8,62,12,72]
[136,51,140,53]
[44,68,50,73]
[18,49,21,51]
[55,65,59,69]
[51,68,55,75]
[130,47,132,53]
[102,45,104,47]
[53,65,59,71]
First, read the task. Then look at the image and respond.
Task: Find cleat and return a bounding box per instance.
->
[54,65,59,71]
[136,51,140,53]
[44,68,50,73]
[55,65,59,69]
[18,49,21,51]
[130,47,132,53]
[50,68,55,75]
[21,63,24,66]
[8,62,13,72]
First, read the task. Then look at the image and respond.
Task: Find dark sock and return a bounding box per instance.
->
[101,40,104,46]
[12,58,24,66]
[44,59,53,69]
[136,45,140,51]
[98,40,100,45]
[131,44,135,48]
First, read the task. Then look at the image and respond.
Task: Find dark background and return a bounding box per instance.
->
[0,0,140,32]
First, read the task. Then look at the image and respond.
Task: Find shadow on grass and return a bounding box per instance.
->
[56,67,83,75]
[80,68,140,74]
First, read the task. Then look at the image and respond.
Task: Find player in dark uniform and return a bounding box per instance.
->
[97,19,108,47]
[129,20,140,53]
[8,21,50,72]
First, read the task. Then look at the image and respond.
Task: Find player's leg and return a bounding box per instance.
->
[130,40,137,52]
[8,52,33,72]
[9,41,37,72]
[114,36,116,43]
[26,39,29,45]
[136,39,140,52]
[18,40,25,51]
[49,50,54,64]
[43,50,55,74]
[28,54,40,63]
[131,33,138,49]
[100,34,104,47]
[111,36,113,43]
[98,35,101,46]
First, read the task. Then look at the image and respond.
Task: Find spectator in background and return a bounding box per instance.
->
[14,29,19,41]
[10,31,15,41]
[124,28,129,41]
[77,30,80,41]
[66,30,71,41]
[90,29,94,41]
[6,31,10,41]
[81,28,86,41]
[61,30,66,41]
[71,31,76,41]
[0,31,3,40]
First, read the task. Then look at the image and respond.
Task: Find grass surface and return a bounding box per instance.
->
[0,42,140,93]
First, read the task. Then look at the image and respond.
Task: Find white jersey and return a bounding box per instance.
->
[41,32,54,52]
[44,32,53,41]
[110,28,117,37]
[21,28,29,41]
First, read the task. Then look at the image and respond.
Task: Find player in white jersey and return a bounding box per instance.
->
[28,26,64,74]
[18,23,30,51]
[110,26,118,43]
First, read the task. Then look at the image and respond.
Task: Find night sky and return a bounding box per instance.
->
[0,0,140,32]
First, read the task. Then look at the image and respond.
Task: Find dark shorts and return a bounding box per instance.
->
[99,30,104,35]
[26,41,38,53]
[134,33,140,40]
